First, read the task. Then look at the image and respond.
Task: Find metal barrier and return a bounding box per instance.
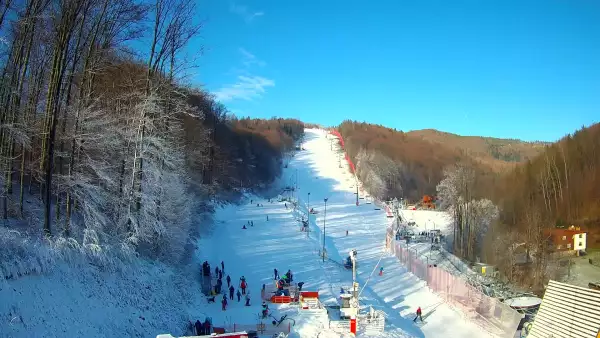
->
[385,228,522,338]
[219,322,292,335]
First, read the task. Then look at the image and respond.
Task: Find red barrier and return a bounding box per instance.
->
[300,291,319,298]
[271,295,292,303]
[330,129,356,174]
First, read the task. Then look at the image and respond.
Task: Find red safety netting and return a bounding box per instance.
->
[329,129,356,174]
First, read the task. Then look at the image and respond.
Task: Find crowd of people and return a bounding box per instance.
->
[201,260,252,311]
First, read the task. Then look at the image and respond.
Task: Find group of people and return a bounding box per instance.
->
[202,260,252,311]
[193,318,212,336]
[242,220,254,229]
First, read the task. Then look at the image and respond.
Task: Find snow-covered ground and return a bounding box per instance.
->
[1,128,494,338]
[191,129,494,337]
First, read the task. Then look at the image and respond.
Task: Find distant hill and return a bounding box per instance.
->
[407,129,548,171]
[337,121,548,200]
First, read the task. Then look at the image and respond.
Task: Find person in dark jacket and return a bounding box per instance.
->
[203,319,211,334]
[195,320,203,335]
[218,270,223,280]
[274,268,279,280]
[226,275,231,288]
[236,289,242,302]
[221,261,224,272]
[297,282,305,291]
[229,285,235,300]
[222,295,228,311]
[414,307,423,322]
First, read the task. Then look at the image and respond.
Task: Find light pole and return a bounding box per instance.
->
[323,198,328,262]
[307,192,311,237]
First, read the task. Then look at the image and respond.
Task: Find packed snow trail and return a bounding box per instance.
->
[195,128,493,337]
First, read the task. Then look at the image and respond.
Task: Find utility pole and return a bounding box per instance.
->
[323,197,328,262]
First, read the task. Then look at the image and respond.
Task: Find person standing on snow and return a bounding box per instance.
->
[229,285,235,300]
[236,289,241,302]
[240,279,247,295]
[242,224,247,229]
[245,292,251,306]
[274,268,279,280]
[218,269,223,280]
[221,295,228,311]
[221,261,224,272]
[195,320,203,335]
[226,275,231,288]
[297,282,305,291]
[379,266,384,276]
[413,307,423,322]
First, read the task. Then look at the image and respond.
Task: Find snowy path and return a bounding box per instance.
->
[194,129,494,337]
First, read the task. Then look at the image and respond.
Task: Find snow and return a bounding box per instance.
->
[0,128,494,338]
[191,129,493,337]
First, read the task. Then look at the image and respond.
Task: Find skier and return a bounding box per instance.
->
[195,320,203,336]
[236,289,242,302]
[413,306,423,322]
[226,275,231,288]
[297,282,305,292]
[218,269,223,280]
[221,261,224,272]
[267,215,269,221]
[215,266,219,275]
[229,285,235,300]
[251,221,254,226]
[222,295,228,311]
[215,278,222,294]
[261,301,269,318]
[346,230,349,236]
[274,268,279,280]
[285,203,287,209]
[240,279,247,295]
[245,292,251,306]
[203,319,211,334]
[379,266,384,276]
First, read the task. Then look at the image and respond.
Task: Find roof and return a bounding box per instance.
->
[543,228,586,237]
[528,280,600,338]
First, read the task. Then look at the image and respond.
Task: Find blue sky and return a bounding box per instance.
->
[189,0,600,142]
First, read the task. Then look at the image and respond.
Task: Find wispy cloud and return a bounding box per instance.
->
[213,75,275,102]
[230,3,264,23]
[239,47,266,68]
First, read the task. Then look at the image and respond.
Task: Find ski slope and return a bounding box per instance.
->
[194,128,493,337]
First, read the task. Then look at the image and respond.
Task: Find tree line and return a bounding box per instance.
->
[0,0,303,266]
[337,120,486,200]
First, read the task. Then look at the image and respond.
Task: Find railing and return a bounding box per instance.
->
[219,322,292,335]
[385,228,522,338]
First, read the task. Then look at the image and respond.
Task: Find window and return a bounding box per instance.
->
[579,234,583,238]
[557,244,563,249]
[562,236,566,241]
[567,243,571,249]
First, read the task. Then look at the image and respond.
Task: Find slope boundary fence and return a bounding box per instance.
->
[385,228,522,338]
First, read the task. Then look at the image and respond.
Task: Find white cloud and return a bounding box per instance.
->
[213,75,275,102]
[230,3,264,23]
[239,47,266,67]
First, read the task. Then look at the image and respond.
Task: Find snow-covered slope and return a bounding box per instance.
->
[1,128,492,338]
[191,129,492,337]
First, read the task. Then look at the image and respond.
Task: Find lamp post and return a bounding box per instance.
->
[307,192,311,237]
[323,198,328,262]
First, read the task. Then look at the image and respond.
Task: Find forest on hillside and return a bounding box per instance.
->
[337,120,492,200]
[338,119,599,290]
[437,123,600,290]
[0,0,303,277]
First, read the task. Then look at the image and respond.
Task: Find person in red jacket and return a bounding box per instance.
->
[413,306,423,322]
[240,279,247,295]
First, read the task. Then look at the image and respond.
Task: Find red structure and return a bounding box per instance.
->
[350,316,357,335]
[329,129,356,174]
